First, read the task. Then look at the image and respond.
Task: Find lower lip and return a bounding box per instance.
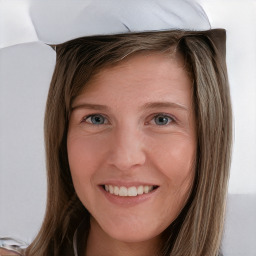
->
[99,186,159,207]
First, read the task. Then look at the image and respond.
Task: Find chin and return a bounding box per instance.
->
[96,215,167,243]
[107,228,161,243]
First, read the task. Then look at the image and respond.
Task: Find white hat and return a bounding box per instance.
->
[1,0,213,48]
[29,0,211,45]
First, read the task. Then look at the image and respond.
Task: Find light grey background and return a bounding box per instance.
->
[0,0,256,255]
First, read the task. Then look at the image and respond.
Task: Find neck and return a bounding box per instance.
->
[85,217,162,256]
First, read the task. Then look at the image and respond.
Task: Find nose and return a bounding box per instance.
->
[107,127,146,172]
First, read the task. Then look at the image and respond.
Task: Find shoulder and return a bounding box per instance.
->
[0,248,20,255]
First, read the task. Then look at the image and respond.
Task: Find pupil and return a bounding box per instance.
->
[92,115,104,124]
[156,116,168,125]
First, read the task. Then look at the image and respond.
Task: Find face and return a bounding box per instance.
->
[67,52,197,244]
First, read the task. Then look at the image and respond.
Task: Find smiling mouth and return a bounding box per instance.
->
[101,185,159,197]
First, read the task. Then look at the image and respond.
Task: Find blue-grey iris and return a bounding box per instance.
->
[154,115,170,125]
[90,115,105,125]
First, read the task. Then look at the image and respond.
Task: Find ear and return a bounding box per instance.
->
[204,29,226,61]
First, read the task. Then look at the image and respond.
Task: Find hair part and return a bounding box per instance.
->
[26,30,232,256]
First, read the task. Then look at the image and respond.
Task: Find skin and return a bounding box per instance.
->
[67,52,197,256]
[0,248,20,255]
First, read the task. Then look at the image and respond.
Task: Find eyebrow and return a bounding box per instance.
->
[71,101,188,112]
[140,102,188,111]
[71,103,110,111]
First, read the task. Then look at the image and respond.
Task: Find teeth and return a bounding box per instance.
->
[104,185,155,197]
[119,186,127,196]
[114,186,119,195]
[144,185,150,193]
[137,185,144,195]
[109,185,114,194]
[128,187,137,196]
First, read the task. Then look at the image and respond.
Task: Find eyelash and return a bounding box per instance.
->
[81,113,176,127]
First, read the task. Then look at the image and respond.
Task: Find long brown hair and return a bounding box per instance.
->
[26,30,232,256]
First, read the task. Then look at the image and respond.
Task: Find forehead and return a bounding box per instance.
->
[74,52,192,107]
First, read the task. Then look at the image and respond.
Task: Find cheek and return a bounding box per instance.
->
[67,133,105,202]
[67,133,105,173]
[149,134,196,189]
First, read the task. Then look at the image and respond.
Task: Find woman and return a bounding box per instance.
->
[0,1,232,256]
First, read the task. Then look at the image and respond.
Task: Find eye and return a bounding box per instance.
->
[83,114,108,125]
[151,114,174,126]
